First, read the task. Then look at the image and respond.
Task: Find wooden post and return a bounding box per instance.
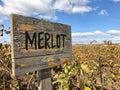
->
[38,69,53,90]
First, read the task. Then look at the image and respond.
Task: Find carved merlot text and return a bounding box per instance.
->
[25,32,66,50]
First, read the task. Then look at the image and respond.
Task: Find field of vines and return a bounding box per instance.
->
[0,44,120,90]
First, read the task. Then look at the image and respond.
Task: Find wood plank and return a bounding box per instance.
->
[15,53,72,75]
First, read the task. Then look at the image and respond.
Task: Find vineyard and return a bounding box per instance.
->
[0,44,120,90]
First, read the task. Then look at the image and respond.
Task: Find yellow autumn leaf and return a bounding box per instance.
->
[84,86,91,90]
[81,64,90,73]
[81,64,87,69]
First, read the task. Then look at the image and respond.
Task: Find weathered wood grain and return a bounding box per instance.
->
[10,14,72,76]
[38,69,53,90]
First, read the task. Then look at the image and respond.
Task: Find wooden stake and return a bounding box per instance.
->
[38,69,53,90]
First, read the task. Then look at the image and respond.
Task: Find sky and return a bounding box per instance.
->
[0,0,120,44]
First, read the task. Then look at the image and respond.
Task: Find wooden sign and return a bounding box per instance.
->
[10,14,72,76]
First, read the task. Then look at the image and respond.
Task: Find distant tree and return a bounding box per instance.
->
[103,40,112,45]
[90,40,97,44]
[108,40,112,45]
[103,40,107,45]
